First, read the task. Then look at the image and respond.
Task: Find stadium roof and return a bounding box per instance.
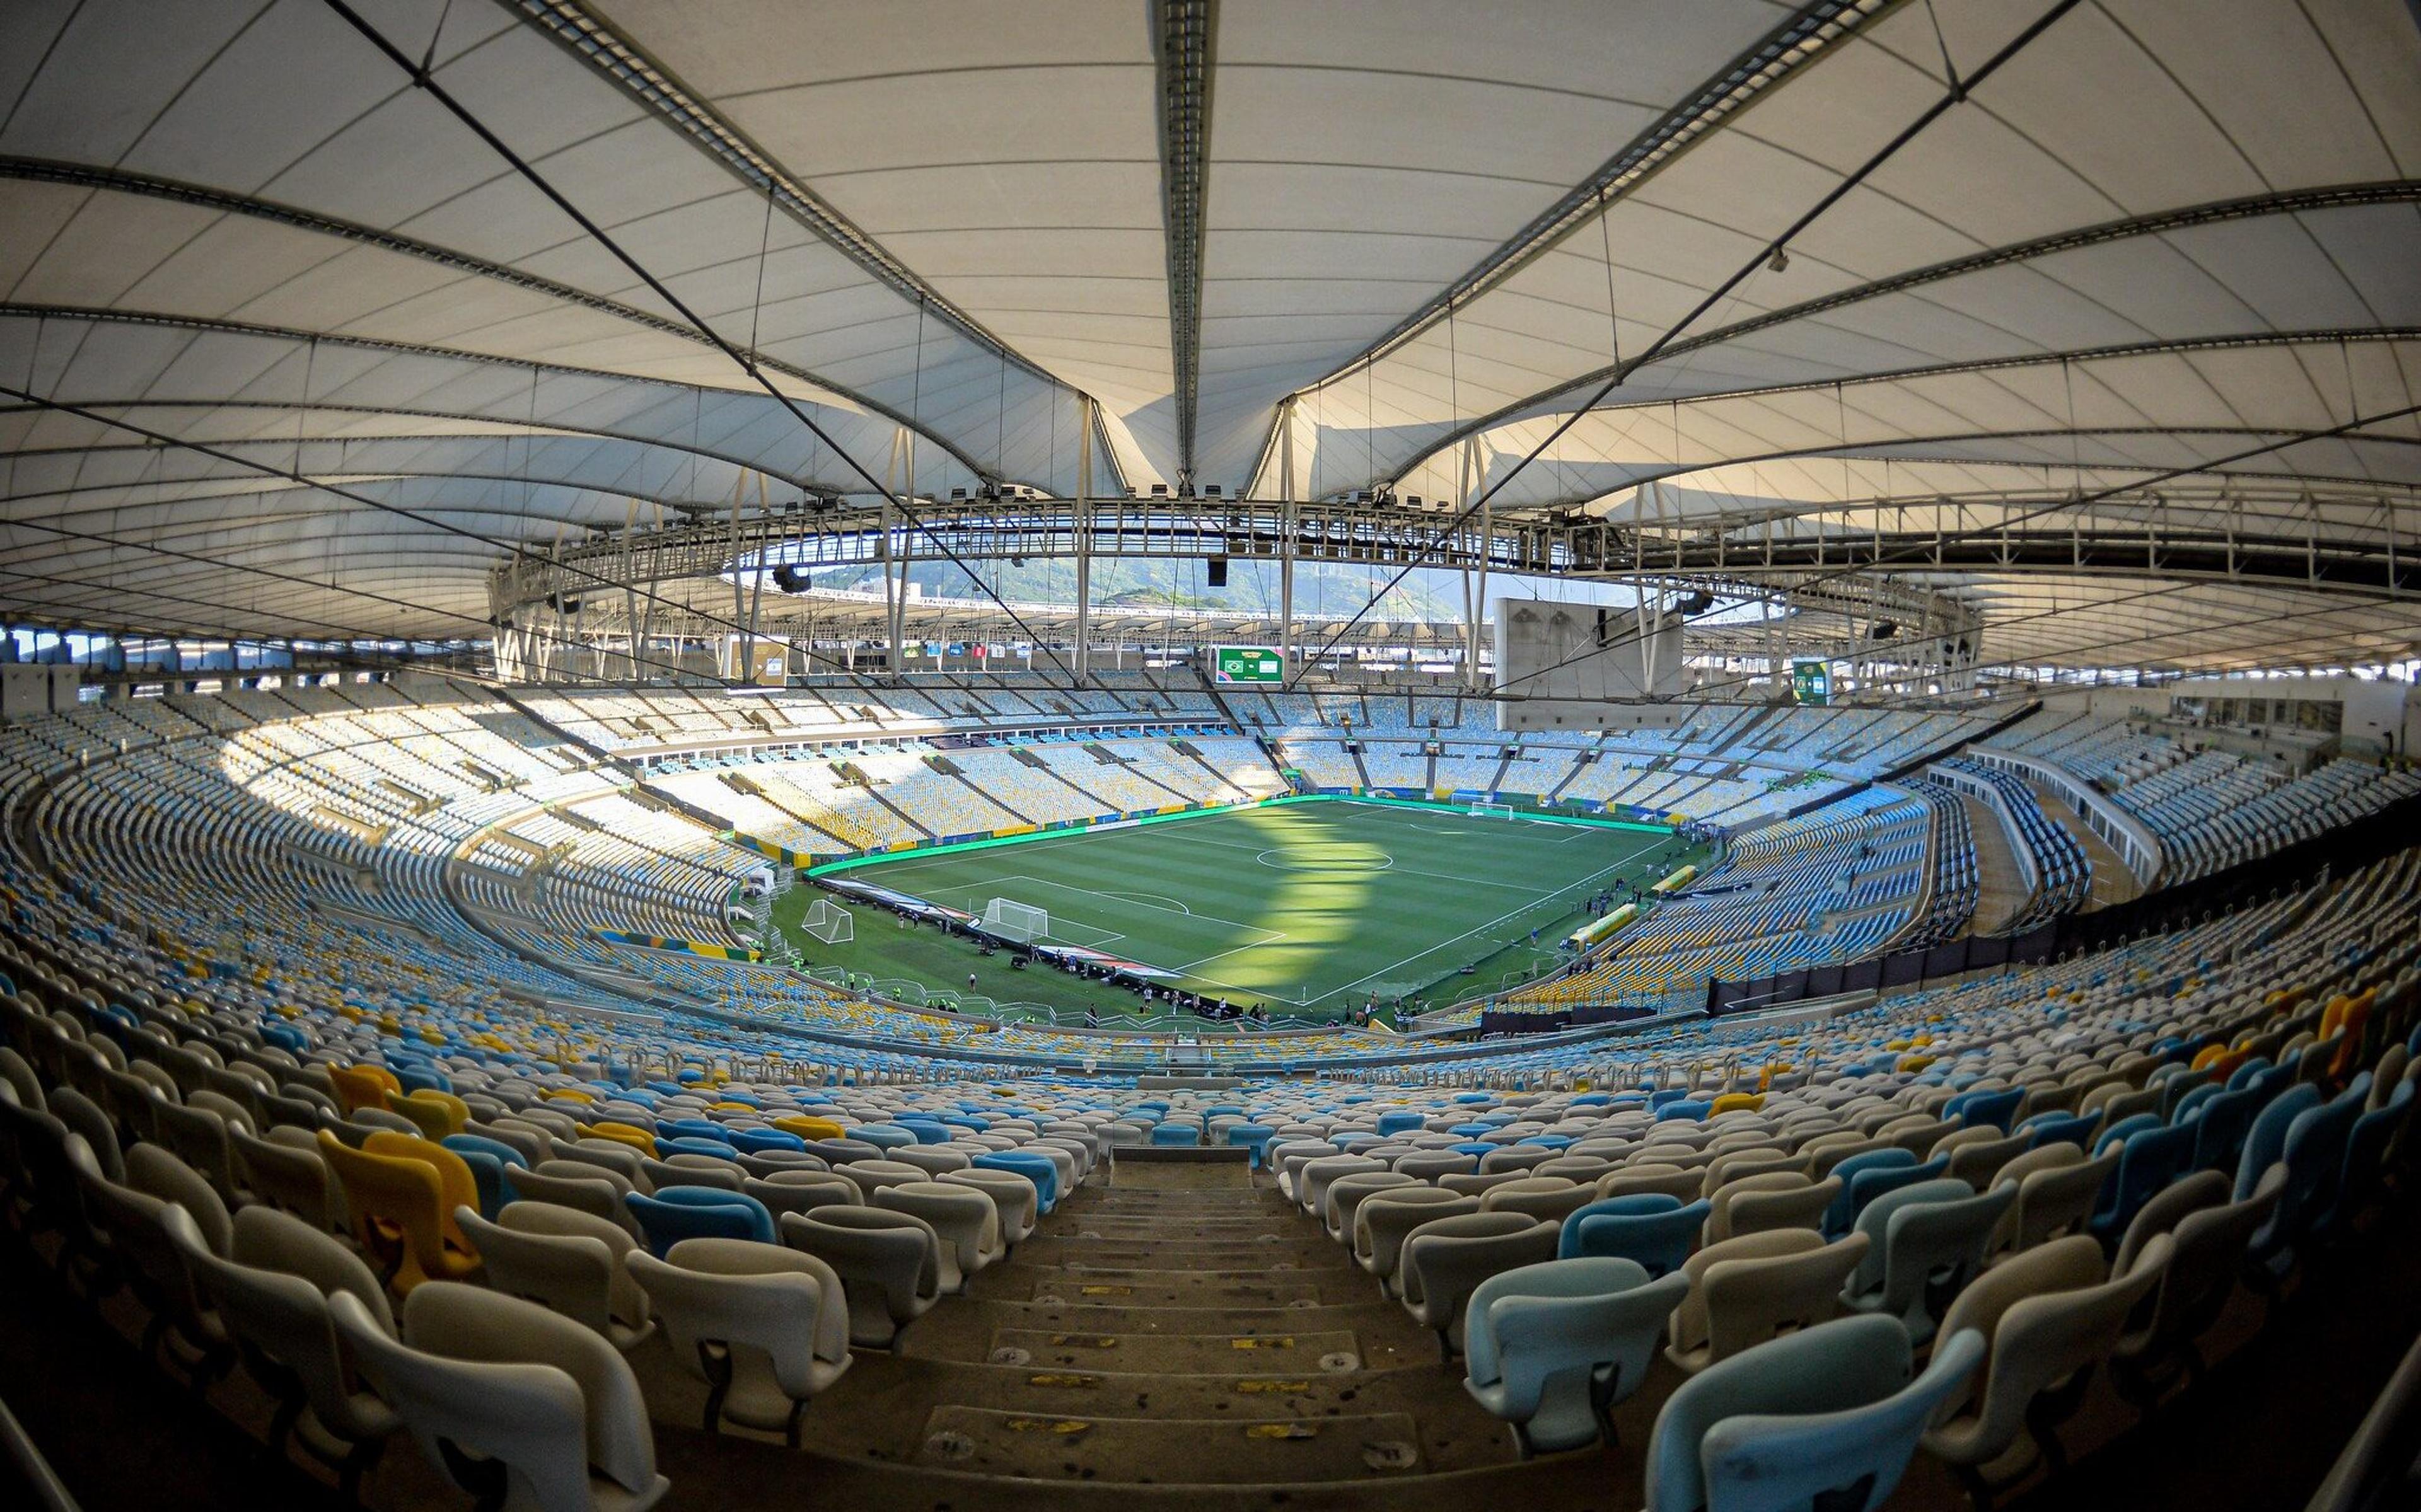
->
[3,0,2418,671]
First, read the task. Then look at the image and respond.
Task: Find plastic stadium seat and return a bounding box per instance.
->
[874,1181,1001,1291]
[624,1238,852,1444]
[941,1169,1040,1247]
[1922,1233,2169,1496]
[1664,1229,1870,1375]
[316,1131,481,1293]
[1645,1313,1983,1512]
[456,1203,654,1353]
[1356,1189,1478,1293]
[1325,1170,1420,1240]
[2088,1121,2199,1241]
[1224,1123,1279,1164]
[180,1207,402,1496]
[1463,1257,1689,1455]
[1399,1212,1560,1353]
[1561,1196,1710,1278]
[329,1282,668,1512]
[1842,1178,2014,1345]
[777,1208,941,1348]
[625,1187,777,1256]
[970,1150,1059,1213]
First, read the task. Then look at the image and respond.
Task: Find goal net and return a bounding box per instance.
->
[981,897,1050,944]
[799,898,854,945]
[1470,801,1516,819]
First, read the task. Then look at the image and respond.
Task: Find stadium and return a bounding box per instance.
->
[0,2,2418,1510]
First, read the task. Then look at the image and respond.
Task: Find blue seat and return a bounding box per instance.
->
[1376,1112,1424,1136]
[1659,1100,1712,1124]
[1151,1121,1200,1146]
[1842,1156,1949,1235]
[659,1118,731,1145]
[440,1133,526,1221]
[392,1064,451,1096]
[1225,1123,1279,1166]
[2093,1114,2163,1157]
[1822,1148,1917,1237]
[1560,1196,1710,1278]
[726,1126,806,1157]
[2250,1078,2369,1276]
[2019,1111,2101,1151]
[2168,1082,2224,1125]
[624,1186,776,1255]
[2316,1078,2415,1239]
[1948,1087,2024,1133]
[1463,1257,1690,1455]
[2183,1085,2263,1172]
[851,1124,918,1151]
[972,1150,1060,1213]
[2234,1083,2323,1201]
[2089,1122,2198,1241]
[1645,1314,1983,1512]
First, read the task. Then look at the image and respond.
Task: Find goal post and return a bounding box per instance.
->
[1470,801,1516,819]
[799,898,854,945]
[981,897,1050,944]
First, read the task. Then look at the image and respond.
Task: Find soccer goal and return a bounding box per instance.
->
[1470,801,1516,819]
[799,898,854,945]
[981,897,1050,944]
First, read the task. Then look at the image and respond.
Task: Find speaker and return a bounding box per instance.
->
[1678,590,1715,615]
[1870,620,1898,640]
[772,564,810,593]
[1206,557,1228,588]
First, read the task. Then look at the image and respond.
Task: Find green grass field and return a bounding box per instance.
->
[775,798,1699,1020]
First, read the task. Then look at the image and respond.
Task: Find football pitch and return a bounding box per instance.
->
[799,798,1692,1012]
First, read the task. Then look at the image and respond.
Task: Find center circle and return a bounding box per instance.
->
[1253,846,1395,873]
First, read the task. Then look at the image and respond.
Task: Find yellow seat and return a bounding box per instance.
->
[775,1116,846,1142]
[1710,1092,1765,1117]
[327,1063,402,1117]
[316,1131,482,1295]
[386,1088,469,1141]
[582,1121,657,1153]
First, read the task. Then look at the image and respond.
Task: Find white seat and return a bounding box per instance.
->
[458,1203,655,1353]
[778,1206,940,1348]
[332,1281,668,1512]
[874,1180,1002,1291]
[624,1237,853,1445]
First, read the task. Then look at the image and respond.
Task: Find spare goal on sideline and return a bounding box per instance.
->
[982,897,1050,944]
[799,898,854,945]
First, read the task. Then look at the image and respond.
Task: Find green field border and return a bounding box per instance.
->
[803,792,1673,879]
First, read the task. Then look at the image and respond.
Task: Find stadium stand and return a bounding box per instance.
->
[6,4,2421,1509]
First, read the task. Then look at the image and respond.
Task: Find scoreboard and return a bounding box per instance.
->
[1791,659,1832,707]
[1213,646,1286,684]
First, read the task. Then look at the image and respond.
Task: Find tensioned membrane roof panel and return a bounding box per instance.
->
[0,0,2416,669]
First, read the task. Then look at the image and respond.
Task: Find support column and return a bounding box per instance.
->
[1074,396,1094,680]
[1464,436,1488,693]
[1279,405,1297,671]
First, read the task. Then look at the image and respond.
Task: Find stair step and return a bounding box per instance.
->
[913,1405,1426,1484]
[985,1327,1365,1373]
[1054,1215,1299,1241]
[902,1298,1416,1354]
[1017,1237,1340,1270]
[974,1266,1333,1308]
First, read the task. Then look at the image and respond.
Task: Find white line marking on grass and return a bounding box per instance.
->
[1174,933,1293,973]
[1096,891,1192,913]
